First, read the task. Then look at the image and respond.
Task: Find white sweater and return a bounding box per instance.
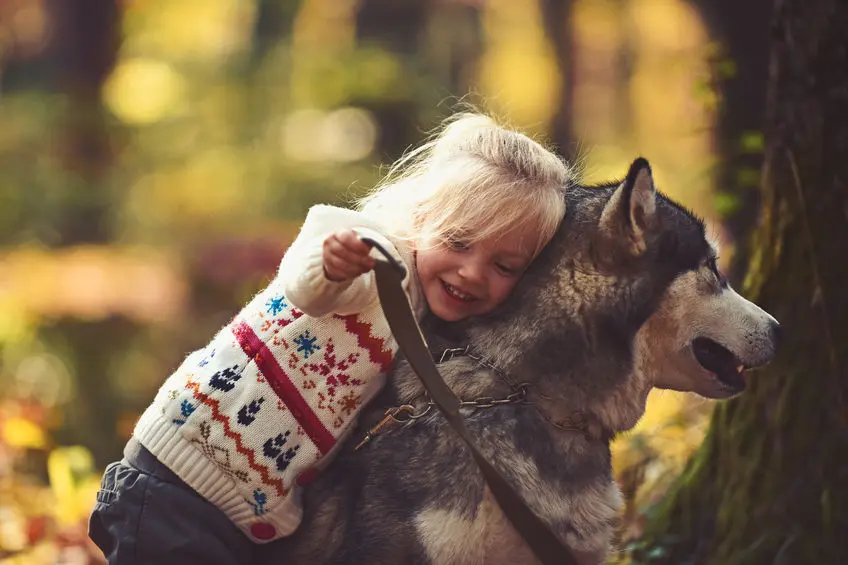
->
[133,205,424,543]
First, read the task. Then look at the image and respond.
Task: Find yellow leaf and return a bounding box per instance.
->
[47,446,96,526]
[2,417,47,449]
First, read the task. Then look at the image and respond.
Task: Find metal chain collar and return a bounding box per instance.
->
[439,346,508,378]
[355,348,528,450]
[355,344,611,448]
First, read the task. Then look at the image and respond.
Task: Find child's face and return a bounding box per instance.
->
[415,223,540,322]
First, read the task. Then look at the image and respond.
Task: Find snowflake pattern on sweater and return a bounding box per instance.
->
[139,272,399,540]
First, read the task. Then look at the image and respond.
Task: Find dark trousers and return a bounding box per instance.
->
[88,438,256,565]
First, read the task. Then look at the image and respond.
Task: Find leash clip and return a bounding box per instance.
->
[354,403,433,450]
[355,404,412,450]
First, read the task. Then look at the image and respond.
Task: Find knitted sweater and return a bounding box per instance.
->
[133,205,424,543]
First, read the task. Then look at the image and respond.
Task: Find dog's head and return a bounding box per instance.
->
[593,158,780,400]
[468,157,780,431]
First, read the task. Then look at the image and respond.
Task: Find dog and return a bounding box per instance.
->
[255,157,781,565]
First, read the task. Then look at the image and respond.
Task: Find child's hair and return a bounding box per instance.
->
[356,112,570,257]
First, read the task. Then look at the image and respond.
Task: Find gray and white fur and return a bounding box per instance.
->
[255,157,780,565]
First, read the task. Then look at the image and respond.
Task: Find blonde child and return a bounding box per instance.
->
[88,113,570,565]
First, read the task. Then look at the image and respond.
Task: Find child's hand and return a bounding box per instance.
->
[322,229,376,282]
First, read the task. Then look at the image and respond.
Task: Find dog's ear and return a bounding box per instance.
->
[599,157,658,255]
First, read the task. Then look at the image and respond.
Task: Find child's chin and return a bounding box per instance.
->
[429,303,467,323]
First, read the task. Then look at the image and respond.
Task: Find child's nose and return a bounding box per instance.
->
[457,261,486,285]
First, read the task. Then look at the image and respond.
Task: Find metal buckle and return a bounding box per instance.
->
[355,403,432,450]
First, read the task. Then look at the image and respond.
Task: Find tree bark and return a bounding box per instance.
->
[691,0,773,286]
[634,0,848,563]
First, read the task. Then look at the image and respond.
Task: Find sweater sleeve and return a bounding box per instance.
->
[280,207,406,318]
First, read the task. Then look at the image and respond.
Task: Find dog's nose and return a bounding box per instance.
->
[769,320,783,349]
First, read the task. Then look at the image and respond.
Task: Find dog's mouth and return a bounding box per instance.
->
[692,337,747,392]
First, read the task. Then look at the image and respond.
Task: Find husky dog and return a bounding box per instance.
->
[256,158,780,565]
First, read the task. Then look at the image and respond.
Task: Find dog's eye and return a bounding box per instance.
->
[706,258,719,275]
[705,258,727,287]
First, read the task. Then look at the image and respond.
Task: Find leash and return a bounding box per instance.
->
[362,237,579,565]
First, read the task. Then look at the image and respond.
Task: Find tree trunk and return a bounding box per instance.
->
[539,0,576,159]
[354,0,434,160]
[251,0,302,63]
[354,0,483,161]
[691,0,773,286]
[41,0,129,466]
[634,0,848,563]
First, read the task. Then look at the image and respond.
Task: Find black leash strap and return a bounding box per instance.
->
[363,238,578,565]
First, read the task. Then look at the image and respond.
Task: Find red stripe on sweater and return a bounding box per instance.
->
[233,321,336,455]
[185,379,287,496]
[333,314,394,373]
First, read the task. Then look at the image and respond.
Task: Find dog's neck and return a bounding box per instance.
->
[459,278,653,435]
[392,308,648,445]
[420,314,467,357]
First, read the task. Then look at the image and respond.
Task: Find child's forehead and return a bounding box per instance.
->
[473,221,546,256]
[459,202,546,230]
[421,193,560,257]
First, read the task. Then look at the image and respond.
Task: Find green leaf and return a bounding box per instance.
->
[739,131,765,153]
[714,191,741,217]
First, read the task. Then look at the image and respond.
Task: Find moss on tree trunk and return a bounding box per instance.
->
[634,0,848,563]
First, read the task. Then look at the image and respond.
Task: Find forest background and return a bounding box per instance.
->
[1,1,843,564]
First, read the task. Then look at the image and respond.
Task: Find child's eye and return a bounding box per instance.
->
[496,263,519,275]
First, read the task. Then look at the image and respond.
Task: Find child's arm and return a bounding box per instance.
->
[280,206,403,318]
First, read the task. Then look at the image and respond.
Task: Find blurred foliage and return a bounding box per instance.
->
[0,0,727,562]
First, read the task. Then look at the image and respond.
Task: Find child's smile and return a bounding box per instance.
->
[415,223,539,322]
[441,280,477,303]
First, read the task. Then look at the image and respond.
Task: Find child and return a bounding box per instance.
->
[89,112,570,564]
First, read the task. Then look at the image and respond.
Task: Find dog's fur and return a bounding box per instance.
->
[256,158,780,565]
